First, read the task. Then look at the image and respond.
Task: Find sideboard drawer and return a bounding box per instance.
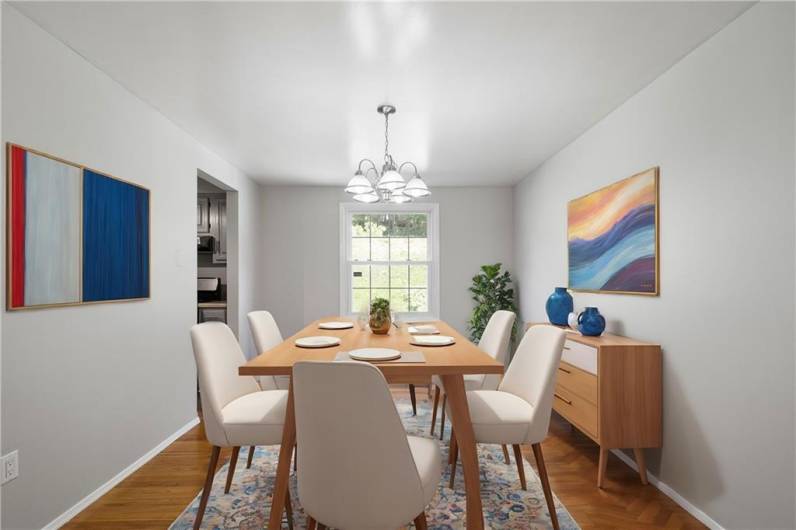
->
[557,361,598,404]
[553,385,598,440]
[562,339,598,375]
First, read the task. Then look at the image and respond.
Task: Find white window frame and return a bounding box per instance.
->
[339,202,440,321]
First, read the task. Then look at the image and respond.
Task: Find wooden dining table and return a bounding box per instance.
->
[239,317,504,530]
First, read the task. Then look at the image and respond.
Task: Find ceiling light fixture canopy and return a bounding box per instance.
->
[345,104,430,203]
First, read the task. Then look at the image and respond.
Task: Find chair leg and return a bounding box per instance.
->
[285,488,294,530]
[449,431,459,489]
[512,444,527,491]
[409,384,417,415]
[532,443,559,530]
[430,385,440,436]
[194,446,220,530]
[224,446,240,494]
[246,446,255,469]
[502,444,511,464]
[414,511,428,530]
[439,394,447,440]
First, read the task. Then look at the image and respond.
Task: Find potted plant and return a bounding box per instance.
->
[369,297,392,335]
[467,263,517,343]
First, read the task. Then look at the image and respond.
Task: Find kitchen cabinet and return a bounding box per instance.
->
[198,194,227,264]
[197,197,211,234]
[211,198,227,264]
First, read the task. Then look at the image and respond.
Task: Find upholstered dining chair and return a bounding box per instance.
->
[190,322,292,530]
[247,310,291,391]
[430,310,515,449]
[447,324,566,530]
[293,361,441,530]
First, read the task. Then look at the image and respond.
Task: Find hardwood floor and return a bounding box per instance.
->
[63,390,704,530]
[523,413,705,530]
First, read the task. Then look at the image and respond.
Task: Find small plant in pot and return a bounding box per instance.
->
[369,297,392,335]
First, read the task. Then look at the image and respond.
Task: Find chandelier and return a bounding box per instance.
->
[344,104,430,203]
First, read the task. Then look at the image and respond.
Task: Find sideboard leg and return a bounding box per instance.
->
[633,448,649,485]
[597,447,608,488]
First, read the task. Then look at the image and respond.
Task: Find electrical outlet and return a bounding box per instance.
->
[1,450,19,484]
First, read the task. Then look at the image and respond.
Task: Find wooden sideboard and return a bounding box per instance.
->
[526,323,662,487]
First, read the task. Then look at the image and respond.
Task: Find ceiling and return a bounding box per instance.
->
[13,1,751,186]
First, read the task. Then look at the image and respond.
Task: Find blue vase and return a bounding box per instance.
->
[545,287,573,326]
[578,307,606,336]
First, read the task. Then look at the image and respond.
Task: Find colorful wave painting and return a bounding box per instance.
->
[568,168,658,294]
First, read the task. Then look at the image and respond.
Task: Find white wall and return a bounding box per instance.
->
[514,4,794,529]
[1,6,264,529]
[258,186,514,338]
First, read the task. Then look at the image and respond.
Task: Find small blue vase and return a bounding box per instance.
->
[578,307,606,336]
[545,287,573,326]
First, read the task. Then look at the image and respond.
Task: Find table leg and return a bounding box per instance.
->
[268,378,296,530]
[440,374,483,530]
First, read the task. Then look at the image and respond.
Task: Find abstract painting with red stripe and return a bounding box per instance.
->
[7,144,149,309]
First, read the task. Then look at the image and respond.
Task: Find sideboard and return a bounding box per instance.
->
[526,323,662,487]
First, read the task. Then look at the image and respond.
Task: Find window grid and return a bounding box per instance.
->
[349,214,429,314]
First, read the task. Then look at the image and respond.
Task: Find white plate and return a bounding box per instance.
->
[408,325,440,335]
[318,321,354,330]
[410,335,455,347]
[348,348,402,361]
[295,336,342,348]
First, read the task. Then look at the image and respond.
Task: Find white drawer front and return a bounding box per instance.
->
[562,340,598,375]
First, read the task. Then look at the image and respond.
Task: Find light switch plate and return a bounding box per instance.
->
[1,450,19,484]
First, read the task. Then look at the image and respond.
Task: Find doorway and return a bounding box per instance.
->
[195,170,239,408]
[197,176,228,324]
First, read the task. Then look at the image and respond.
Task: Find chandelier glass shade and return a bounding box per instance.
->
[376,168,405,191]
[345,104,431,203]
[403,175,430,198]
[352,191,379,203]
[344,171,374,194]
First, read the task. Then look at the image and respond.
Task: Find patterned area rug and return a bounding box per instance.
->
[171,395,580,529]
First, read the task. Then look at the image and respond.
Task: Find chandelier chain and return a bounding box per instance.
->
[384,112,390,164]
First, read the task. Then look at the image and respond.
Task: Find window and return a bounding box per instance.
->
[340,203,439,319]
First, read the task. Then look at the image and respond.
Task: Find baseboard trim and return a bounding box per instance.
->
[42,417,200,530]
[610,449,725,530]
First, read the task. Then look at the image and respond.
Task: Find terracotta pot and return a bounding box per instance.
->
[369,314,391,335]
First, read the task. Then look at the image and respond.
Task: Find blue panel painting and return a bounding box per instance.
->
[83,170,149,301]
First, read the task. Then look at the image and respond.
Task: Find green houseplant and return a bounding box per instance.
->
[369,297,392,335]
[467,263,517,343]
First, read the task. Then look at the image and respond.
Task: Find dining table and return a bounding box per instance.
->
[239,317,504,530]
